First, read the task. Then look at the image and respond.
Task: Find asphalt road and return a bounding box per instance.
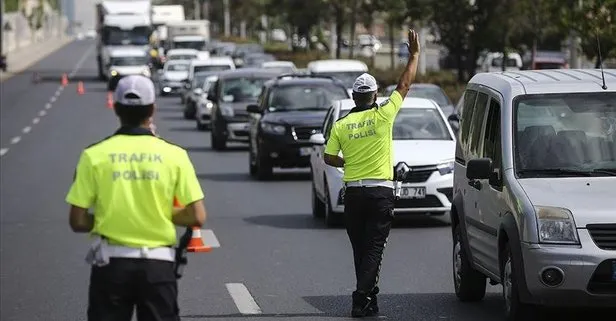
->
[0,40,611,321]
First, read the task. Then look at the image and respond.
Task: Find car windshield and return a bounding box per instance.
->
[103,27,150,46]
[194,65,232,73]
[220,77,270,102]
[269,85,349,111]
[340,108,452,140]
[174,41,205,50]
[166,63,189,71]
[168,54,196,61]
[110,56,148,66]
[515,92,616,177]
[407,86,451,107]
[313,71,365,88]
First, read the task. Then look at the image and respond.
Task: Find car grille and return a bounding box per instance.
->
[395,195,443,208]
[393,165,437,183]
[292,126,320,140]
[587,224,616,250]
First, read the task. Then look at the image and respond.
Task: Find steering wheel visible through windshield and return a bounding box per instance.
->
[268,85,349,111]
[220,77,269,102]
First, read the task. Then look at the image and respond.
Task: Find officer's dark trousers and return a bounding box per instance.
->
[88,258,179,321]
[343,186,395,302]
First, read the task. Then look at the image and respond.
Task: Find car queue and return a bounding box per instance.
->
[148,39,616,320]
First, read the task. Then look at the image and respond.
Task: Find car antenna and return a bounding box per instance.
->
[596,30,608,90]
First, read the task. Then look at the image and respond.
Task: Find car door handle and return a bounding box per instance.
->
[468,180,482,190]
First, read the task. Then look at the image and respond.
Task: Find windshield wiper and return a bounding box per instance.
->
[590,168,616,176]
[518,168,616,177]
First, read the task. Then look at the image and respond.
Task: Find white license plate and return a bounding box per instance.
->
[299,147,313,156]
[400,187,426,199]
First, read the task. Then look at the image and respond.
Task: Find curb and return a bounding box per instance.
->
[0,37,75,82]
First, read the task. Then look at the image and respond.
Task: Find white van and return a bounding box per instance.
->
[188,57,235,82]
[307,59,369,96]
[477,52,523,73]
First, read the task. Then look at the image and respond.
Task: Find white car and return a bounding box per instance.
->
[261,60,297,74]
[309,97,456,227]
[165,49,199,62]
[159,60,190,96]
[194,75,218,130]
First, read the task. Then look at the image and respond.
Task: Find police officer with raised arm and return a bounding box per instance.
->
[323,29,420,318]
[66,75,207,321]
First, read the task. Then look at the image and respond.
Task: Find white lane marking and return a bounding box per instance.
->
[226,283,262,315]
[55,89,61,96]
[69,45,94,77]
[22,126,32,134]
[10,137,21,144]
[32,117,40,124]
[201,229,220,248]
[39,110,47,116]
[0,148,8,157]
[50,96,56,103]
[58,86,64,92]
[45,103,52,109]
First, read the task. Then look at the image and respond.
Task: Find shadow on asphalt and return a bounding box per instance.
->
[181,312,327,319]
[29,73,101,83]
[155,106,182,113]
[168,126,199,132]
[197,171,310,182]
[303,293,615,321]
[184,145,247,153]
[161,115,188,121]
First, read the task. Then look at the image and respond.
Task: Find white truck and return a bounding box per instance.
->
[96,0,153,80]
[151,5,185,54]
[166,20,211,52]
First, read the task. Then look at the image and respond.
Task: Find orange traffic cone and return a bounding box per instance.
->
[61,73,68,86]
[187,227,212,252]
[106,92,113,109]
[77,81,85,95]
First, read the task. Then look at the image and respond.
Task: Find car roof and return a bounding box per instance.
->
[191,57,234,66]
[167,49,198,54]
[262,61,296,67]
[108,47,147,57]
[264,75,346,87]
[166,59,191,65]
[469,69,616,96]
[337,97,439,110]
[307,59,368,72]
[215,68,283,79]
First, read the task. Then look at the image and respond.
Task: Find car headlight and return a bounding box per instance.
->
[220,106,234,117]
[437,160,454,175]
[535,206,579,244]
[261,122,285,134]
[110,70,118,76]
[204,102,213,109]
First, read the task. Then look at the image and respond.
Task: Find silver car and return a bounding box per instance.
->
[451,69,616,320]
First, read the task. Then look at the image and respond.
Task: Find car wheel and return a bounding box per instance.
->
[196,120,207,131]
[211,125,226,150]
[502,242,536,321]
[324,180,339,227]
[453,224,487,301]
[256,150,272,180]
[311,173,325,218]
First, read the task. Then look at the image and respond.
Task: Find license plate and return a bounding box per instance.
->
[299,147,313,156]
[400,187,426,199]
[612,261,616,281]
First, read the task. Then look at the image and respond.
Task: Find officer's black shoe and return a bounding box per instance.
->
[366,295,379,316]
[351,292,372,318]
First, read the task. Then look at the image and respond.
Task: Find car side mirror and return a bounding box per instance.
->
[448,114,459,122]
[309,133,325,145]
[194,88,203,95]
[466,158,493,180]
[246,104,260,113]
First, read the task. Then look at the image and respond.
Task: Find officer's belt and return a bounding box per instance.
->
[345,179,394,188]
[106,244,175,262]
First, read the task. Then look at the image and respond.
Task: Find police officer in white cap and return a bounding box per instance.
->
[66,75,207,321]
[323,29,421,318]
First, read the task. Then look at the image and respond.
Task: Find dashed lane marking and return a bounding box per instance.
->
[32,117,40,124]
[226,283,262,315]
[39,110,47,117]
[22,126,31,134]
[10,137,21,144]
[45,103,52,109]
[202,229,221,248]
[0,148,8,157]
[50,96,57,103]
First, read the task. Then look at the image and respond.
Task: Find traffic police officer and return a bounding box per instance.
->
[324,29,420,318]
[66,75,207,321]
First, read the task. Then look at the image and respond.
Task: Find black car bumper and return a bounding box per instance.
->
[259,135,314,168]
[108,74,125,91]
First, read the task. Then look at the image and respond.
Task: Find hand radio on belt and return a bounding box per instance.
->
[394,162,411,200]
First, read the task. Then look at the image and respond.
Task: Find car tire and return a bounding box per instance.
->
[453,224,487,302]
[324,180,339,227]
[311,175,325,218]
[196,121,207,131]
[502,242,537,321]
[256,151,273,180]
[211,126,226,150]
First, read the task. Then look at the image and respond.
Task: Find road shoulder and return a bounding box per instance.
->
[0,37,74,82]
